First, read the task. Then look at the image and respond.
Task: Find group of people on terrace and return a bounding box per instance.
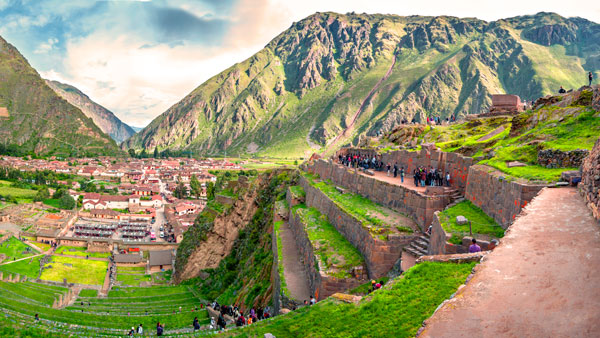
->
[337,153,452,188]
[413,166,450,187]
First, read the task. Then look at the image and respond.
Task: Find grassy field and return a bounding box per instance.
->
[78,289,98,298]
[0,255,42,278]
[116,273,152,286]
[42,198,61,209]
[55,246,111,259]
[293,204,364,279]
[0,236,38,260]
[349,277,390,296]
[0,185,36,203]
[40,255,107,285]
[222,261,476,338]
[30,241,51,252]
[438,200,505,244]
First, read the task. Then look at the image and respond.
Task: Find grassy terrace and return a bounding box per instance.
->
[220,261,476,338]
[303,172,414,239]
[293,204,364,279]
[273,220,290,298]
[439,200,505,244]
[0,236,38,260]
[0,282,209,332]
[115,266,151,287]
[0,255,42,278]
[41,255,107,285]
[55,246,111,259]
[289,185,305,199]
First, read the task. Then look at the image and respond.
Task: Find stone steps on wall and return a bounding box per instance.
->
[403,235,430,258]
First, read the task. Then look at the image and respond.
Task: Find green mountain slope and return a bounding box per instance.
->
[45,80,136,144]
[0,35,124,157]
[123,12,600,158]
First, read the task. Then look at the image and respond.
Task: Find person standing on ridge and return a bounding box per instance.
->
[589,71,594,86]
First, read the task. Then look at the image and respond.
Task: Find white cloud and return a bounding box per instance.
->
[43,32,260,127]
[34,38,58,54]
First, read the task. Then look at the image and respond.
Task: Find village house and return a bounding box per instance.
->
[148,250,174,272]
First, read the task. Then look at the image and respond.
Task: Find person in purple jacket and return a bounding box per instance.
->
[469,238,481,253]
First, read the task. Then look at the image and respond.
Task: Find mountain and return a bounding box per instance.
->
[131,126,143,133]
[0,35,124,157]
[45,80,135,144]
[123,12,600,158]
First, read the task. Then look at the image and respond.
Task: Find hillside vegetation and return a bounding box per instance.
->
[46,80,135,143]
[374,87,600,181]
[0,35,123,157]
[124,12,600,158]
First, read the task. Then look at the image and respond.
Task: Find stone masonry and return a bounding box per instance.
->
[307,159,451,229]
[299,175,415,279]
[287,207,363,301]
[580,137,600,220]
[465,165,548,228]
[537,149,589,169]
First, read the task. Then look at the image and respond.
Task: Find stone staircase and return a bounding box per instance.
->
[443,187,463,203]
[403,233,430,258]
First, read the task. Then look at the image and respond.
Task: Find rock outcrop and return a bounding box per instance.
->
[580,137,600,220]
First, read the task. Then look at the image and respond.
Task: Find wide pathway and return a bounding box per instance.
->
[279,221,311,303]
[420,187,600,337]
[335,163,429,193]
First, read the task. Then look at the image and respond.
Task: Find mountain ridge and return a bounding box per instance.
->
[0,35,124,157]
[123,11,600,158]
[45,79,136,144]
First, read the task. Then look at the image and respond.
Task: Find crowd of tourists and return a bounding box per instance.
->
[337,154,452,187]
[208,301,272,331]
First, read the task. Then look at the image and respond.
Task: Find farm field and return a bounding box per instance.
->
[40,255,108,285]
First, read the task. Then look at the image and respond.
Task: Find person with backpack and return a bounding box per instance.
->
[128,327,135,336]
[217,313,226,330]
[236,312,246,327]
[137,324,143,335]
[156,322,163,336]
[193,317,200,331]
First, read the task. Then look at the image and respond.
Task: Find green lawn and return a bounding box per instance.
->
[223,262,476,338]
[116,273,151,286]
[289,185,306,199]
[0,185,36,202]
[31,241,51,252]
[55,246,111,259]
[0,236,38,260]
[116,266,146,273]
[78,289,98,298]
[42,198,61,209]
[293,204,364,279]
[0,281,66,306]
[0,255,42,278]
[40,255,107,285]
[439,200,505,244]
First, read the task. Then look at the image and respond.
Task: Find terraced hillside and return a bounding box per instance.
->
[124,12,600,158]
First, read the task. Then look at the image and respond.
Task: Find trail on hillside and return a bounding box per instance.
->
[323,55,397,155]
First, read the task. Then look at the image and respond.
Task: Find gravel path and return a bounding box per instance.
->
[279,221,311,302]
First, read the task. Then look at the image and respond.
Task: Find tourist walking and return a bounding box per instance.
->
[137,324,143,335]
[193,317,200,331]
[400,166,405,183]
[445,172,451,187]
[393,163,398,178]
[386,163,391,177]
[217,313,226,330]
[156,322,163,336]
[589,71,594,86]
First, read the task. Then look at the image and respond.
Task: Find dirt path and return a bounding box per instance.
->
[419,187,600,337]
[0,253,43,265]
[324,56,397,154]
[279,221,311,302]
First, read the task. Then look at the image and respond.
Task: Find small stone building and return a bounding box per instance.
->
[148,250,173,273]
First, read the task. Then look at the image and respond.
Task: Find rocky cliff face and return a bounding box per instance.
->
[45,80,135,144]
[123,12,600,158]
[0,35,123,157]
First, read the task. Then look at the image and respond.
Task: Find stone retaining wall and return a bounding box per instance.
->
[427,212,448,255]
[464,165,547,228]
[288,207,363,300]
[338,145,473,193]
[307,159,450,229]
[299,175,415,278]
[580,137,600,220]
[537,149,589,168]
[270,211,281,315]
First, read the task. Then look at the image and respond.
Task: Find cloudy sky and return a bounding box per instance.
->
[0,0,598,128]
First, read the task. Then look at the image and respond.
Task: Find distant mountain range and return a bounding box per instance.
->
[45,80,135,144]
[123,12,600,158]
[0,35,123,157]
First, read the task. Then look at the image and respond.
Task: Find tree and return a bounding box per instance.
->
[52,187,66,199]
[128,148,136,157]
[190,175,201,197]
[85,182,97,193]
[174,181,187,199]
[206,182,215,200]
[153,147,159,158]
[34,187,50,202]
[58,194,76,210]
